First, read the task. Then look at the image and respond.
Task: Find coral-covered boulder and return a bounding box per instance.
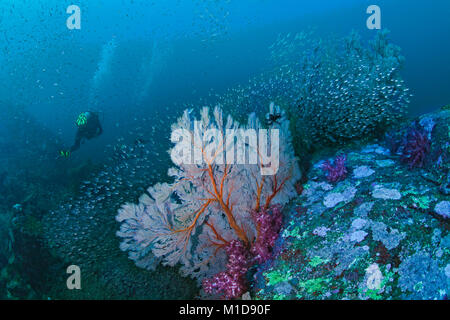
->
[388,106,450,172]
[254,108,450,300]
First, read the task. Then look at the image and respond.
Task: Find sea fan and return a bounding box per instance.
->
[116,103,301,287]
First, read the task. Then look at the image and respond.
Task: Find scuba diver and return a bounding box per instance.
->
[59,111,103,157]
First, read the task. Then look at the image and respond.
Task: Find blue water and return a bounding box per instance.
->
[1,0,449,160]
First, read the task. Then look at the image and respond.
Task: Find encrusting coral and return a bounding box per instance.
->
[116,103,301,298]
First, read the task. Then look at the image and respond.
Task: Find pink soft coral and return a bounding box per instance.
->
[202,205,283,299]
[202,240,251,299]
[401,128,431,169]
[251,205,283,264]
[321,154,348,183]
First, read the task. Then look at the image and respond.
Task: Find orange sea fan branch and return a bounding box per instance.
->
[207,164,249,245]
[205,220,230,246]
[263,175,290,210]
[169,199,212,234]
[254,176,265,212]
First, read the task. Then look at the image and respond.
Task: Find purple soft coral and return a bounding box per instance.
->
[401,128,431,169]
[202,206,283,299]
[322,154,348,183]
[251,205,283,264]
[202,240,251,299]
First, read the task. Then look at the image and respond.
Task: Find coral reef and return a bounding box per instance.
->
[389,107,450,192]
[0,27,444,301]
[116,104,301,296]
[254,108,450,300]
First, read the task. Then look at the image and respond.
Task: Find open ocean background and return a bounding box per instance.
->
[1,0,449,162]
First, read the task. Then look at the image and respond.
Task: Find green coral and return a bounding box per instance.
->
[265,268,293,286]
[411,195,432,210]
[308,256,328,268]
[298,278,330,295]
[273,294,287,300]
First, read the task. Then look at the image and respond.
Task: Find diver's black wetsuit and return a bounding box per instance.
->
[70,112,103,152]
